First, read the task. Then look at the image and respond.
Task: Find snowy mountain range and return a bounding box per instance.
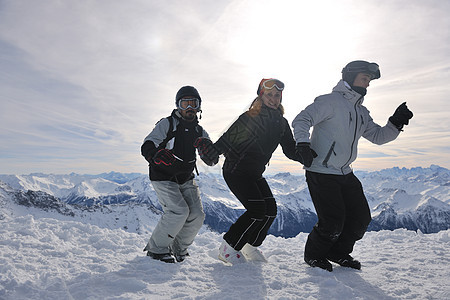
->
[0,165,449,236]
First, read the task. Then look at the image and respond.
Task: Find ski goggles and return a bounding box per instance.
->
[344,63,380,79]
[258,78,284,95]
[177,98,200,110]
[262,78,284,91]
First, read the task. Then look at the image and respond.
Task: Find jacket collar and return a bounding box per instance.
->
[260,103,283,118]
[332,80,365,105]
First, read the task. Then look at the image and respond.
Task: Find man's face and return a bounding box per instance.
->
[178,97,199,121]
[352,73,372,88]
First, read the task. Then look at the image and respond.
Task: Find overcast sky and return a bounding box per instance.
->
[1,0,449,175]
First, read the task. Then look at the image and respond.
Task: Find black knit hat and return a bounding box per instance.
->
[175,86,201,105]
[342,60,381,85]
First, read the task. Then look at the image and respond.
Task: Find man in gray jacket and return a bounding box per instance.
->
[141,86,218,263]
[292,60,413,271]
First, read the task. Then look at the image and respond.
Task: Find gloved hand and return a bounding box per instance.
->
[389,102,413,130]
[153,149,176,166]
[296,142,318,167]
[194,138,219,166]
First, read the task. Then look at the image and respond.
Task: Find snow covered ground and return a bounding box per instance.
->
[1,213,449,299]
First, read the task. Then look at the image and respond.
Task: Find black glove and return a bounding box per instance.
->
[194,138,219,166]
[389,102,413,130]
[153,149,176,166]
[296,142,318,168]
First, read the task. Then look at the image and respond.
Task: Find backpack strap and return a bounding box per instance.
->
[196,124,204,137]
[192,124,204,176]
[156,116,175,151]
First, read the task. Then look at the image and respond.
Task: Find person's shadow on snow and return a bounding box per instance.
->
[207,248,267,299]
[306,266,396,300]
[64,255,179,299]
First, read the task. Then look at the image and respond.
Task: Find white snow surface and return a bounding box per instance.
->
[1,211,449,299]
[0,166,448,299]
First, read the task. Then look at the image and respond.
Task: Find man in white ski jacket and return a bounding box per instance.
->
[292,60,413,271]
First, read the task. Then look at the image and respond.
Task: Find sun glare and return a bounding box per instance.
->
[218,0,362,116]
[224,1,355,67]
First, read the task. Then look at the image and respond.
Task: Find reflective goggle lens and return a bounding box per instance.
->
[178,98,200,110]
[262,79,284,91]
[347,63,379,73]
[346,63,380,79]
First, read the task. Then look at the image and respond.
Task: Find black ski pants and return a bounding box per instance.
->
[222,171,277,251]
[304,171,371,260]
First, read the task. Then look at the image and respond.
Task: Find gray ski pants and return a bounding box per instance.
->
[146,179,205,255]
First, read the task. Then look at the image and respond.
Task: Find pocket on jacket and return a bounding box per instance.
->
[322,141,336,168]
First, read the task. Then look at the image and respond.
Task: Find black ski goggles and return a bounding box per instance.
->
[178,98,200,110]
[343,63,380,79]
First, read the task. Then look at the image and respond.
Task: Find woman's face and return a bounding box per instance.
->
[261,89,282,110]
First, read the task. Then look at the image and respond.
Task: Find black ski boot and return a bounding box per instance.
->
[304,256,333,272]
[328,255,361,270]
[169,245,190,262]
[143,246,175,263]
[146,251,176,263]
[173,252,189,262]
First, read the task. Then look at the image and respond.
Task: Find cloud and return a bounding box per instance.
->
[0,0,449,174]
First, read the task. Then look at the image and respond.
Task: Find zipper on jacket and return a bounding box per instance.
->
[341,96,362,174]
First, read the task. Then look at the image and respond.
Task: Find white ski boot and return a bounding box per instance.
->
[241,243,268,262]
[218,240,247,265]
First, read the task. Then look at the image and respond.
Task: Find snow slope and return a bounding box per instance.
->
[0,201,449,299]
[0,166,449,299]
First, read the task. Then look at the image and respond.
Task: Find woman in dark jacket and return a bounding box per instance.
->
[214,78,302,264]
